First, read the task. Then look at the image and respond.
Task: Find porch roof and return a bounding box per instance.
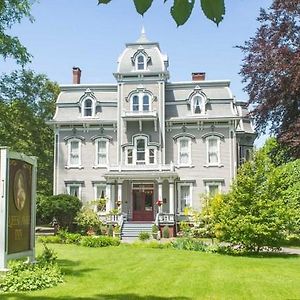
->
[104,168,178,181]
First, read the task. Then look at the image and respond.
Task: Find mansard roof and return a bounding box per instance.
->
[116,29,169,75]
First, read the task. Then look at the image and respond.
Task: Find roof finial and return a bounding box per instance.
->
[137,25,149,43]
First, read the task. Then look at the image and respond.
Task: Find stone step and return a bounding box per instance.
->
[121,222,154,238]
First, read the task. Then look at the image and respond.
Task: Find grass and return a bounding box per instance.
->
[1,242,300,300]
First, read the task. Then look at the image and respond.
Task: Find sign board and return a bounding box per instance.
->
[0,147,37,269]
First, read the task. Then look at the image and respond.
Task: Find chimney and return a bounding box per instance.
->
[72,67,81,84]
[192,72,206,81]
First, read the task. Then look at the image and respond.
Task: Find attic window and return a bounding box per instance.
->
[136,54,146,70]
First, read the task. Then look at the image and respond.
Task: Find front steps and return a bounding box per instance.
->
[121,221,153,239]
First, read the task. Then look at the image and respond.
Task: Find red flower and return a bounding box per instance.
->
[156,199,162,206]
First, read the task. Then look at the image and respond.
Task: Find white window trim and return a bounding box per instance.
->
[177,182,193,213]
[94,183,106,200]
[135,54,147,71]
[205,136,222,167]
[191,95,205,115]
[205,182,222,196]
[177,137,192,167]
[81,97,96,118]
[67,184,82,200]
[94,138,109,168]
[130,92,151,112]
[67,138,82,168]
[125,136,157,166]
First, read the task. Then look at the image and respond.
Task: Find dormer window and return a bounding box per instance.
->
[137,55,146,70]
[82,98,95,117]
[192,95,202,114]
[188,88,207,115]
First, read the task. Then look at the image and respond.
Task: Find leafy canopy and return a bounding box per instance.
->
[98,0,225,26]
[212,141,298,251]
[0,0,34,65]
[239,0,300,157]
[0,69,60,195]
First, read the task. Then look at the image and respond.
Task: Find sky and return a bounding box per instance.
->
[2,0,273,145]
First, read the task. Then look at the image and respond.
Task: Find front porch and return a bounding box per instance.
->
[103,168,178,221]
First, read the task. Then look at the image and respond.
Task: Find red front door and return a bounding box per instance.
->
[132,188,154,221]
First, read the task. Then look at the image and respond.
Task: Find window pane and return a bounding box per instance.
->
[69,185,79,197]
[97,140,107,165]
[180,185,190,211]
[208,139,219,164]
[96,185,106,199]
[132,95,139,111]
[209,185,219,196]
[143,95,149,111]
[137,56,145,70]
[84,99,93,116]
[70,141,79,165]
[149,149,155,164]
[193,96,201,114]
[136,139,145,163]
[179,139,190,164]
[127,149,133,164]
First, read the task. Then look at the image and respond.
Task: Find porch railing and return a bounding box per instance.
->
[97,212,126,226]
[155,213,176,226]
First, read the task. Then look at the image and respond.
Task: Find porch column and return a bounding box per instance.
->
[169,180,175,215]
[106,183,115,213]
[158,180,163,213]
[117,180,123,212]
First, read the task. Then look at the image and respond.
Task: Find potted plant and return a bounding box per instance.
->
[113,225,121,238]
[151,224,160,240]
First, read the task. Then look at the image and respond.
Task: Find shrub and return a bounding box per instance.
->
[179,221,191,237]
[152,224,159,233]
[36,194,82,229]
[171,238,208,252]
[80,236,120,247]
[107,224,114,237]
[138,231,150,241]
[75,207,102,235]
[0,245,63,292]
[37,235,62,244]
[162,226,170,238]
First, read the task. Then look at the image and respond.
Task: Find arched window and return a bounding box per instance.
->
[132,95,139,111]
[143,95,150,111]
[137,55,145,70]
[130,92,151,112]
[95,138,109,166]
[207,137,220,165]
[178,137,192,166]
[192,95,202,114]
[125,135,157,165]
[82,98,94,117]
[67,138,82,167]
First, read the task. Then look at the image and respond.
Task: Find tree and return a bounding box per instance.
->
[37,194,82,229]
[98,0,225,26]
[239,0,300,157]
[0,69,60,195]
[0,0,34,65]
[213,147,290,251]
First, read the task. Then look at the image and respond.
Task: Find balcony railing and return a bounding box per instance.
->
[122,110,157,119]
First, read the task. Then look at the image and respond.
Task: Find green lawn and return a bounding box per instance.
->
[1,242,300,300]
